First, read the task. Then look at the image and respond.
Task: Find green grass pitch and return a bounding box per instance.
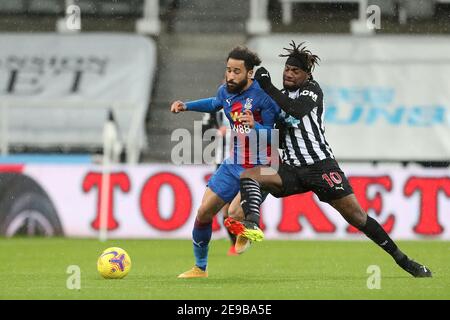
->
[0,238,448,299]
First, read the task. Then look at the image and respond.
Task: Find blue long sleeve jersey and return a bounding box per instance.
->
[185,81,280,167]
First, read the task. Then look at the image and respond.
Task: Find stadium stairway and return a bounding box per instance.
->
[170,0,249,33]
[143,0,249,162]
[143,33,246,162]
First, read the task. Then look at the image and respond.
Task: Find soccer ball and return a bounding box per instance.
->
[97,247,131,279]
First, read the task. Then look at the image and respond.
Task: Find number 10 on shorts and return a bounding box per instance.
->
[322,172,342,187]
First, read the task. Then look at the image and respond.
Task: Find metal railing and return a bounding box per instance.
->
[246,0,372,35]
[56,0,161,34]
[278,0,368,25]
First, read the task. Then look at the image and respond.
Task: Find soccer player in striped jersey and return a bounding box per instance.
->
[225,41,432,278]
[171,46,279,278]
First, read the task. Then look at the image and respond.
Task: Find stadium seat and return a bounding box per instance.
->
[0,0,26,13]
[28,0,64,14]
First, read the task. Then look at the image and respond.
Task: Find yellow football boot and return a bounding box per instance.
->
[224,217,264,242]
[177,266,208,278]
[242,223,264,242]
[235,234,252,254]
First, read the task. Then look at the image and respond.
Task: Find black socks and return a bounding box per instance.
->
[359,216,406,263]
[240,178,262,225]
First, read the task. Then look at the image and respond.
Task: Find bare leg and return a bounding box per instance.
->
[221,203,231,219]
[228,193,244,221]
[196,187,227,223]
[329,194,367,228]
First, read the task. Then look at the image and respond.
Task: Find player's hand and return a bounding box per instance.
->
[170,100,187,113]
[239,110,255,128]
[254,67,272,89]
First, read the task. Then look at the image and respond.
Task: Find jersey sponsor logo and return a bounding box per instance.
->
[230,100,252,133]
[230,111,241,122]
[231,123,251,133]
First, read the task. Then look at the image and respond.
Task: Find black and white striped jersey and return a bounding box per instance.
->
[201,109,231,164]
[277,80,335,166]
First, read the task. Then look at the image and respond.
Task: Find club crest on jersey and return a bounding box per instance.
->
[244,98,253,111]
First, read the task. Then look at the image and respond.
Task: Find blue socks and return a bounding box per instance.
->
[192,218,212,271]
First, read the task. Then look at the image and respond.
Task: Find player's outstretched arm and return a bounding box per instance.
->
[171,97,221,114]
[255,67,318,119]
[170,100,187,113]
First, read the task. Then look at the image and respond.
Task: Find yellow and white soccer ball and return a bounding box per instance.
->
[97,247,131,279]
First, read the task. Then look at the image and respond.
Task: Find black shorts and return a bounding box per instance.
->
[272,158,353,203]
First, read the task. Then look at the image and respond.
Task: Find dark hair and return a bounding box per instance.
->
[227,46,261,71]
[279,40,320,73]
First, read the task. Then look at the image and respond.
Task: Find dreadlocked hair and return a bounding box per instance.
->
[279,40,320,73]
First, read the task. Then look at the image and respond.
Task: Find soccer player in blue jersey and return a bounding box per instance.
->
[202,110,240,256]
[170,46,279,278]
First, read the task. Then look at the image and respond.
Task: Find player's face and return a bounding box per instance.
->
[226,58,251,93]
[283,64,309,91]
